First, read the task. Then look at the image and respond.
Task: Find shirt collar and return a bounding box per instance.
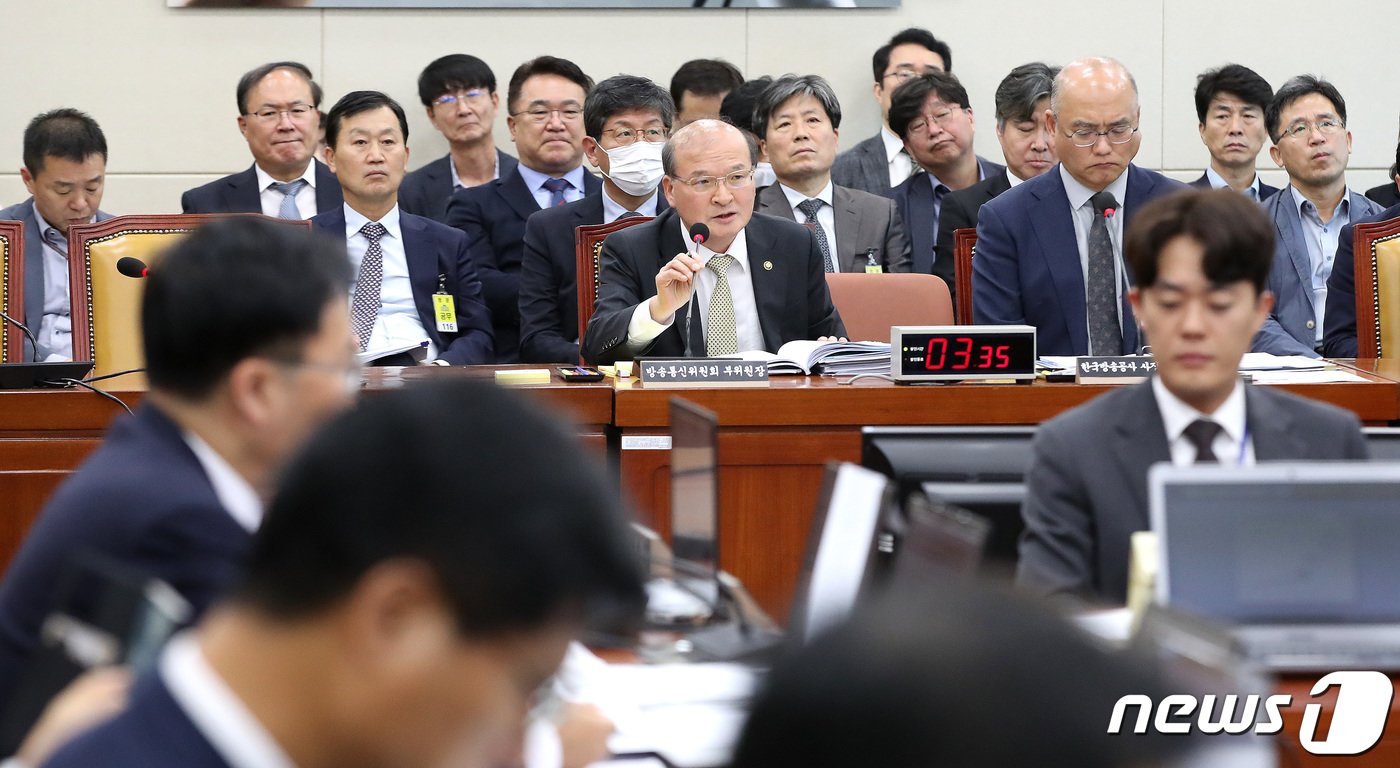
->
[880,126,905,161]
[253,161,317,193]
[181,430,262,533]
[343,203,402,241]
[1204,166,1261,199]
[516,163,586,196]
[1289,184,1351,222]
[777,180,834,212]
[1060,163,1129,213]
[1151,375,1248,446]
[447,152,502,190]
[601,186,659,223]
[161,633,296,768]
[678,218,749,270]
[1006,168,1024,189]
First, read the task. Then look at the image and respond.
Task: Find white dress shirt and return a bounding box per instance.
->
[181,430,263,533]
[254,162,317,220]
[161,633,295,768]
[601,187,659,224]
[1062,165,1131,340]
[517,164,588,210]
[881,126,913,188]
[626,222,763,355]
[778,181,837,262]
[1152,376,1254,467]
[448,151,502,191]
[1006,168,1025,189]
[1204,166,1263,200]
[344,204,435,359]
[1289,186,1353,344]
[31,203,84,361]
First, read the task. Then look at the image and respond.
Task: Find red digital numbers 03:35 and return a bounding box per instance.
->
[924,337,1012,371]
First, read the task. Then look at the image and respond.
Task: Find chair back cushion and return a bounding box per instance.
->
[0,221,23,362]
[824,272,953,342]
[574,216,651,363]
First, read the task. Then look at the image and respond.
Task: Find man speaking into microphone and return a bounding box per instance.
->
[582,119,844,365]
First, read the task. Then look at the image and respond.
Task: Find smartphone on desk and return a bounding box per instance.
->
[558,366,605,382]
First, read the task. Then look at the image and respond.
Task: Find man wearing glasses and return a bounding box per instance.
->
[399,54,519,223]
[973,57,1186,356]
[518,75,674,363]
[446,56,600,362]
[888,71,1004,279]
[181,61,342,218]
[832,27,952,197]
[581,119,844,365]
[1253,76,1380,357]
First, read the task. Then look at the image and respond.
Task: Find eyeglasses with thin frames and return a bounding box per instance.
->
[245,103,316,123]
[670,169,754,194]
[602,126,668,144]
[432,89,490,109]
[908,108,966,136]
[511,106,583,124]
[1278,117,1344,142]
[1065,125,1138,148]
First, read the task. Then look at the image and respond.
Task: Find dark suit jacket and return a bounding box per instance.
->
[933,172,1012,307]
[518,193,670,364]
[311,207,494,365]
[0,199,113,361]
[0,405,247,710]
[1364,181,1400,208]
[1323,201,1400,358]
[973,164,1187,356]
[444,167,602,362]
[42,668,232,768]
[580,209,844,365]
[1254,186,1381,357]
[1017,380,1369,604]
[180,161,342,216]
[754,183,911,274]
[398,149,520,223]
[891,157,1006,277]
[831,133,893,197]
[1188,171,1280,200]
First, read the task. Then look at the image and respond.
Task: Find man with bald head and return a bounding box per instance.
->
[581,119,844,365]
[972,57,1186,356]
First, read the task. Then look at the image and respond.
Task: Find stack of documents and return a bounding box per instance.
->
[739,340,890,375]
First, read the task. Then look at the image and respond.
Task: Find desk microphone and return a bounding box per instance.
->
[116,257,148,279]
[681,223,710,357]
[0,310,39,362]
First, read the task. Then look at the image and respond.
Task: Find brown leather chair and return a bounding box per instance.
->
[824,272,953,342]
[0,221,24,362]
[953,227,977,325]
[67,214,309,380]
[1353,217,1400,358]
[574,216,651,364]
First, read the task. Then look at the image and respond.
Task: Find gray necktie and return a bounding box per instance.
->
[1086,191,1122,356]
[1183,419,1223,464]
[350,222,387,351]
[706,254,739,356]
[797,198,835,273]
[270,179,308,220]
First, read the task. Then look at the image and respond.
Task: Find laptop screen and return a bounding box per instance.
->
[1153,463,1400,624]
[670,398,719,604]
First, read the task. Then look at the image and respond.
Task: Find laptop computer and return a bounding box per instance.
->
[1151,461,1400,672]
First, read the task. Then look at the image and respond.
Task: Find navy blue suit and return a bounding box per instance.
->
[180,162,343,215]
[399,150,520,223]
[1189,171,1280,200]
[311,207,494,365]
[518,194,669,363]
[444,167,602,362]
[972,164,1187,356]
[0,405,247,711]
[891,157,1005,278]
[42,669,231,768]
[1323,201,1400,358]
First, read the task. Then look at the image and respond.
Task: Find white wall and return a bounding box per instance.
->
[2,0,1396,214]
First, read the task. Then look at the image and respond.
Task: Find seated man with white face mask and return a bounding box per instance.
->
[518,75,674,363]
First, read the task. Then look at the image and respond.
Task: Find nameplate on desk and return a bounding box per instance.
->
[1074,356,1155,384]
[637,358,769,388]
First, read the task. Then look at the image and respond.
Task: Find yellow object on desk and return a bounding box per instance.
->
[494,369,552,386]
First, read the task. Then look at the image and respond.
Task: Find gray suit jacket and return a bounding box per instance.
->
[1016,380,1369,605]
[1254,186,1382,357]
[399,149,519,224]
[754,183,911,273]
[0,198,113,361]
[831,133,893,197]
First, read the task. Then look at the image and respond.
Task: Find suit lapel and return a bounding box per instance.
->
[1270,189,1314,314]
[582,172,603,196]
[21,202,45,334]
[832,186,863,272]
[1244,386,1305,460]
[745,217,785,351]
[757,184,794,219]
[313,161,343,214]
[398,214,442,339]
[1112,383,1173,528]
[498,168,541,222]
[1029,170,1088,353]
[228,165,262,214]
[908,179,936,273]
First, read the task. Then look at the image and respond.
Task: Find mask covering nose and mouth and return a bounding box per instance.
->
[602,141,665,197]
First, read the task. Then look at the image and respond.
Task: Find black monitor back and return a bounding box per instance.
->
[861,426,1037,567]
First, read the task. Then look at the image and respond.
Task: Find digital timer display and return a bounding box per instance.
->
[891,325,1037,382]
